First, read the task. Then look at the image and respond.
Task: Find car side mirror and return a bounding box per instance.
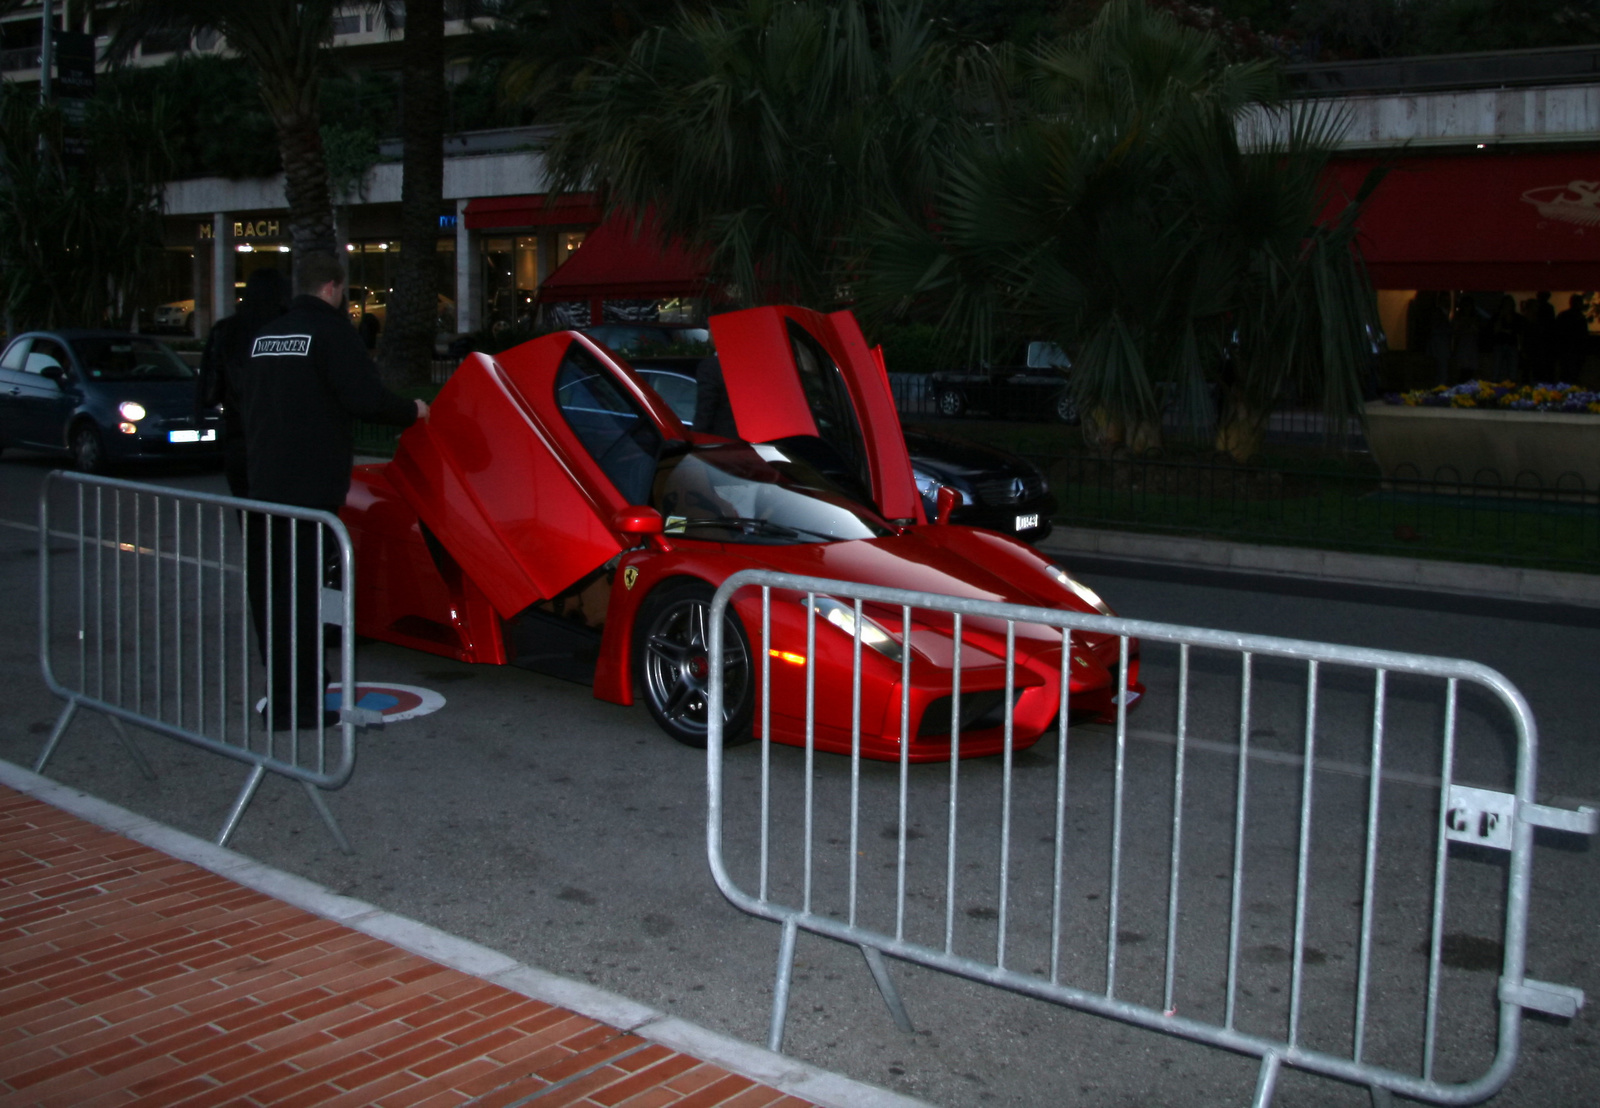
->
[39,364,65,382]
[934,485,961,526]
[611,506,664,538]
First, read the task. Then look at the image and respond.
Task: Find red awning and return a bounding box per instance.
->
[534,212,710,302]
[463,193,602,230]
[1327,151,1600,289]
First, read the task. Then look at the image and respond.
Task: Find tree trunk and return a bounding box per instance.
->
[1213,386,1268,464]
[1083,410,1163,456]
[273,103,338,288]
[377,0,447,389]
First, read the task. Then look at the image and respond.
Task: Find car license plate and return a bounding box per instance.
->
[1014,513,1039,531]
[168,429,216,443]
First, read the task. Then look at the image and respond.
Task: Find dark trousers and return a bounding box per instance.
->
[244,512,332,728]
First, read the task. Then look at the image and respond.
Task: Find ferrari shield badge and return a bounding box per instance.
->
[623,566,639,590]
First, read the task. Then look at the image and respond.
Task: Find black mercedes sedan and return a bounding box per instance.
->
[904,426,1056,543]
[0,330,223,472]
[622,355,1057,544]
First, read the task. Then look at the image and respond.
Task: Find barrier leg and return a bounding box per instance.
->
[33,701,77,773]
[107,716,157,781]
[217,764,266,848]
[300,780,353,855]
[1252,1052,1282,1108]
[767,917,799,1053]
[1369,1084,1395,1107]
[860,944,915,1033]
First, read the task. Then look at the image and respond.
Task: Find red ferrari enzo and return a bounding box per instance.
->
[342,305,1140,762]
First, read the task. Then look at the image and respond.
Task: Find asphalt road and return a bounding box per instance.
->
[1,449,1595,1108]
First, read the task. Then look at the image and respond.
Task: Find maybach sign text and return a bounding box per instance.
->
[198,220,282,241]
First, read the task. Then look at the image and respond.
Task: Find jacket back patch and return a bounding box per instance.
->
[252,335,313,357]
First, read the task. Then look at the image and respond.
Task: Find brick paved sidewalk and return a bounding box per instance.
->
[0,785,815,1108]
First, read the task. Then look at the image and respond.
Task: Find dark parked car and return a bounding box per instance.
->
[903,427,1055,543]
[0,330,222,472]
[930,341,1079,423]
[625,357,1057,544]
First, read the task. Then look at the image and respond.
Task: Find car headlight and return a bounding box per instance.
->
[118,401,147,422]
[808,596,905,663]
[912,468,966,505]
[1046,564,1112,615]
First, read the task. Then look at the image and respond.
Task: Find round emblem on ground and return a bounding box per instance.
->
[322,682,446,723]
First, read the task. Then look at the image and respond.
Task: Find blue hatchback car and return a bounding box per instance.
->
[0,330,223,472]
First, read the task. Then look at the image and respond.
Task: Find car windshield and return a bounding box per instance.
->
[71,337,194,381]
[651,442,893,545]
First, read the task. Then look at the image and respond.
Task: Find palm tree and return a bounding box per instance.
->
[465,0,699,118]
[1168,96,1385,461]
[855,0,1380,460]
[107,1,342,283]
[373,0,446,387]
[0,80,171,328]
[543,0,991,308]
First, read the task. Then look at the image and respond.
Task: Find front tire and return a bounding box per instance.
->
[71,423,106,474]
[635,580,754,748]
[1054,390,1080,424]
[937,388,966,418]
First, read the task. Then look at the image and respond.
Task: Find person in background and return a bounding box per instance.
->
[1423,292,1453,385]
[1449,293,1481,381]
[196,269,291,498]
[1555,294,1590,381]
[234,252,428,732]
[1527,291,1558,382]
[1488,295,1522,382]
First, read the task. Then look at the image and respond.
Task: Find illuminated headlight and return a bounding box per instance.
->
[118,401,147,422]
[1046,564,1112,615]
[808,596,905,663]
[912,468,966,505]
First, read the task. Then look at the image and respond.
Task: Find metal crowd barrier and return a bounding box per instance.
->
[706,568,1596,1107]
[35,472,379,851]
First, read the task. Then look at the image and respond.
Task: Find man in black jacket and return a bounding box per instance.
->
[236,252,428,731]
[196,268,292,498]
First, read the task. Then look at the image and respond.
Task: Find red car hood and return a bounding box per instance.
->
[716,523,1102,650]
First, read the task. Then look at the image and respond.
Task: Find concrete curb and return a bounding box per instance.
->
[1040,526,1600,608]
[0,758,936,1108]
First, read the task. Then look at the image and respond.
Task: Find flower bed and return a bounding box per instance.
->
[1384,380,1600,414]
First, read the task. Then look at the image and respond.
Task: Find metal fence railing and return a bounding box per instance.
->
[1034,453,1600,573]
[35,472,381,851]
[887,374,1370,450]
[706,568,1595,1107]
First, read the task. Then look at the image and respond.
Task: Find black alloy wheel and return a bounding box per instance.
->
[1054,390,1080,424]
[937,388,966,418]
[71,423,106,474]
[635,580,754,747]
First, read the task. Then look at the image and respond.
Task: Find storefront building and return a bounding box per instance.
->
[153,128,715,343]
[1274,47,1600,371]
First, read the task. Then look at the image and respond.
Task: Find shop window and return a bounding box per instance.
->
[557,231,586,263]
[547,302,590,329]
[482,234,543,331]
